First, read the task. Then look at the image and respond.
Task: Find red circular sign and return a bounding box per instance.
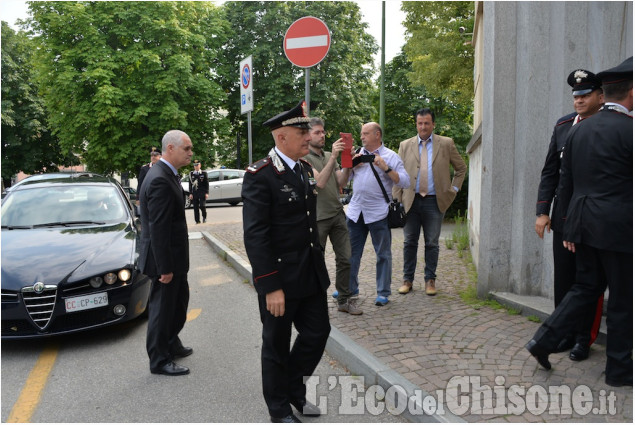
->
[283,16,331,68]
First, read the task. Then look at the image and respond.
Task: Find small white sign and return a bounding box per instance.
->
[240,56,253,114]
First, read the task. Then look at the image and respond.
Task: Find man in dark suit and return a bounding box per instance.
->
[137,146,161,201]
[139,129,194,376]
[242,101,331,423]
[535,69,605,361]
[189,159,209,224]
[526,57,633,387]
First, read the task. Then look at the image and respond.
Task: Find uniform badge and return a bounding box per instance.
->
[280,185,294,193]
[574,70,588,83]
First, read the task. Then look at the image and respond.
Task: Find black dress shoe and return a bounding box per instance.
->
[172,346,193,359]
[151,361,190,376]
[605,376,633,387]
[525,339,552,370]
[290,399,321,417]
[569,343,590,361]
[270,413,301,423]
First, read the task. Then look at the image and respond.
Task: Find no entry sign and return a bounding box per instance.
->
[283,16,331,68]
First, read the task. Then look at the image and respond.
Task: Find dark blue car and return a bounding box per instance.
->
[1,173,152,338]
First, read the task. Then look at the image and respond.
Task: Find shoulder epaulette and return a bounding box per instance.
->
[246,157,271,174]
[555,112,577,126]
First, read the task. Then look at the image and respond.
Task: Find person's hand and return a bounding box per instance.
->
[205,194,209,199]
[373,155,388,171]
[189,194,193,200]
[563,240,575,253]
[159,273,173,284]
[535,215,551,239]
[266,289,285,317]
[331,139,345,157]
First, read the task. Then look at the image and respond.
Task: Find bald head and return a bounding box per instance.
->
[360,122,383,151]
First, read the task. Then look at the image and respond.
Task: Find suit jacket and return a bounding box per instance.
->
[242,150,330,299]
[536,113,576,233]
[138,161,190,277]
[558,107,633,253]
[392,134,467,214]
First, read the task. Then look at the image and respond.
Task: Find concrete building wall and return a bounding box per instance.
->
[469,1,633,298]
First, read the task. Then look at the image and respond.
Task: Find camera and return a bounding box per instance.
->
[352,154,376,167]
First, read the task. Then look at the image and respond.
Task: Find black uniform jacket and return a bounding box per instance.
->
[189,170,209,195]
[558,107,633,253]
[138,161,190,277]
[242,152,330,298]
[536,112,576,232]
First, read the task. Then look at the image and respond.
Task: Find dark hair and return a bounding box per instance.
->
[602,80,633,102]
[310,117,325,128]
[414,108,435,123]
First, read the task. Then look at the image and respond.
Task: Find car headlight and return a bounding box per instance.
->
[104,273,117,285]
[118,269,131,282]
[90,277,103,288]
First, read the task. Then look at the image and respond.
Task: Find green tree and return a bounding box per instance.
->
[27,1,230,176]
[1,21,75,186]
[402,1,474,106]
[216,1,378,165]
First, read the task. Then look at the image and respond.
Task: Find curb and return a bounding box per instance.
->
[201,231,464,423]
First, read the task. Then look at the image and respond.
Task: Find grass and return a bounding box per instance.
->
[449,212,526,318]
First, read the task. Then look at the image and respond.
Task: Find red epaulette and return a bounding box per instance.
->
[246,158,271,174]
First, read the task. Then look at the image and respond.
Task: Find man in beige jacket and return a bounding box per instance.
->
[393,108,467,295]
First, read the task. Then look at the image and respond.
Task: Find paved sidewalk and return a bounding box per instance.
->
[196,220,632,423]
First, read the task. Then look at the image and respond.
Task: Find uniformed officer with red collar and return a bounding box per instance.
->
[527,57,633,388]
[242,100,331,422]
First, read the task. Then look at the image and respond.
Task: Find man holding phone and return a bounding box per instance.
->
[304,117,361,315]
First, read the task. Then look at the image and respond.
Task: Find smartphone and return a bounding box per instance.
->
[340,132,353,168]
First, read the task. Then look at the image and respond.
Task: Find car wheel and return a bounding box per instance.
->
[184,194,192,209]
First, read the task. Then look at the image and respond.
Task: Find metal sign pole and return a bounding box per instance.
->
[305,68,310,115]
[247,111,252,165]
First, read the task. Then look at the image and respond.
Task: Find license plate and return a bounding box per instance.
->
[65,292,108,312]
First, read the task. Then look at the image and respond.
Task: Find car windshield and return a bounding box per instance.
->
[1,185,127,228]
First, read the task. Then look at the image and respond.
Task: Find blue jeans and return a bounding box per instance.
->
[348,214,392,297]
[403,195,444,282]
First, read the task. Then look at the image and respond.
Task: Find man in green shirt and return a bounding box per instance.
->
[304,117,362,315]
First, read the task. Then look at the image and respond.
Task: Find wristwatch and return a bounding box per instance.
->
[384,167,393,174]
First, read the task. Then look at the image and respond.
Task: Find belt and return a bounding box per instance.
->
[415,193,436,198]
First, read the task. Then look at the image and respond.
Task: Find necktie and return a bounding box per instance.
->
[419,139,429,196]
[293,163,302,181]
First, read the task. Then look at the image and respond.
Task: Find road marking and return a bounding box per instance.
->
[7,343,59,423]
[187,308,202,322]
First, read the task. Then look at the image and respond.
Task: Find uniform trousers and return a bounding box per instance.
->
[317,210,352,304]
[192,192,207,223]
[146,272,190,370]
[533,245,632,382]
[258,291,331,418]
[552,230,602,346]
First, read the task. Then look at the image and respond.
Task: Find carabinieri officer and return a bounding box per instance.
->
[242,100,331,423]
[188,159,209,223]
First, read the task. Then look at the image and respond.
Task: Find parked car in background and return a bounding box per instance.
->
[180,168,244,208]
[122,186,137,202]
[1,173,152,338]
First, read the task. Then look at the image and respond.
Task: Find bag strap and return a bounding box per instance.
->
[369,163,391,204]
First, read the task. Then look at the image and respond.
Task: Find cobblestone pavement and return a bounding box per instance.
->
[196,220,632,423]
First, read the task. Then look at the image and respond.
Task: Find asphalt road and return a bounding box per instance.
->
[1,205,405,423]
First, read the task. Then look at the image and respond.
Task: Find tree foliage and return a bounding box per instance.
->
[374,48,472,218]
[402,1,474,106]
[27,1,230,176]
[216,1,378,165]
[1,21,75,186]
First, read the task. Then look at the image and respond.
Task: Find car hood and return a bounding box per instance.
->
[1,223,137,291]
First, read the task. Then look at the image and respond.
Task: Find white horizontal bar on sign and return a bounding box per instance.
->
[286,35,328,49]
